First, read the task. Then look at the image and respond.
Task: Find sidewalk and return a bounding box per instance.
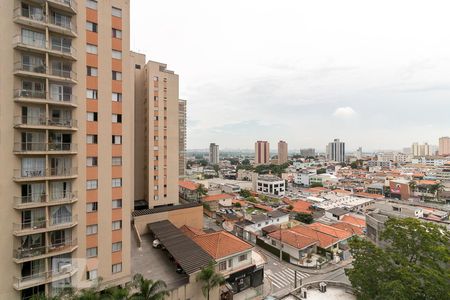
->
[257,247,353,275]
[233,277,272,300]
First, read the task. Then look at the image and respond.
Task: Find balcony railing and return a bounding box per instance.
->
[14,238,77,260]
[13,142,77,153]
[49,214,76,227]
[50,42,77,57]
[13,34,46,50]
[49,191,77,202]
[48,0,78,13]
[14,167,78,180]
[14,116,77,129]
[14,192,77,208]
[49,68,77,80]
[14,193,47,207]
[13,215,78,233]
[13,7,46,23]
[48,15,77,34]
[49,92,77,104]
[14,89,46,99]
[14,62,46,74]
[13,262,76,290]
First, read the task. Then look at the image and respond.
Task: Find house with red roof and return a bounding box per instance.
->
[201,193,234,217]
[179,180,201,202]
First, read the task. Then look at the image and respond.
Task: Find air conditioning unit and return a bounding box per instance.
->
[60,264,72,273]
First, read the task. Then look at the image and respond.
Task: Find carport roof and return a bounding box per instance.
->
[148,220,213,275]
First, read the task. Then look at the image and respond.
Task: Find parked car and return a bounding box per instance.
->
[152,239,161,248]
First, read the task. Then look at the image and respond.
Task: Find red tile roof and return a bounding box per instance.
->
[254,203,273,212]
[289,200,312,214]
[308,223,352,240]
[192,231,253,259]
[180,225,205,239]
[354,192,384,199]
[341,215,366,228]
[268,230,317,250]
[179,180,199,191]
[202,193,234,202]
[332,222,363,235]
[289,225,338,249]
[305,187,329,193]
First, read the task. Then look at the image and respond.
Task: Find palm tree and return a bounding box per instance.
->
[196,261,225,300]
[101,285,131,300]
[130,274,169,300]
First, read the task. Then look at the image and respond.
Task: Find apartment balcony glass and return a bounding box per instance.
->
[14,29,46,50]
[49,61,76,80]
[49,12,77,35]
[48,0,78,14]
[50,35,76,58]
[14,237,77,260]
[49,83,76,104]
[15,60,46,75]
[16,208,46,231]
[14,4,45,24]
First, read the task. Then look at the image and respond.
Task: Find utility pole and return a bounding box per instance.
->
[294,270,297,288]
[279,224,283,261]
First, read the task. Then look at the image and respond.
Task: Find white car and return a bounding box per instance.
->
[152,239,161,248]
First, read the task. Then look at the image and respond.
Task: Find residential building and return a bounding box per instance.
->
[439,137,450,156]
[300,148,315,157]
[234,210,289,243]
[294,169,317,186]
[377,152,411,163]
[326,139,345,162]
[178,180,200,202]
[178,99,187,177]
[412,142,431,156]
[201,193,234,217]
[133,56,179,209]
[411,156,450,166]
[209,143,219,165]
[254,141,270,165]
[278,140,288,164]
[253,174,286,197]
[0,1,133,298]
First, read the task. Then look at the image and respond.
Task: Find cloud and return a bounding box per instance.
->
[333,107,357,118]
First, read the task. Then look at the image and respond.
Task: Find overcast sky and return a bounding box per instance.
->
[131,0,450,152]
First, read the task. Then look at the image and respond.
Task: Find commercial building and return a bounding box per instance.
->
[209,143,219,165]
[178,99,187,177]
[439,137,450,156]
[0,0,133,298]
[326,139,345,163]
[278,140,288,164]
[254,141,270,165]
[133,56,179,209]
[252,175,286,197]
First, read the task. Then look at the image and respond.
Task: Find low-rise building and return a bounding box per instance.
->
[202,193,234,217]
[179,180,200,202]
[234,210,289,243]
[253,174,286,197]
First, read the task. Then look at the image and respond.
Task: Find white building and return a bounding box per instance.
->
[294,169,317,186]
[411,156,450,166]
[234,210,289,243]
[253,174,286,197]
[209,143,219,164]
[412,142,431,156]
[326,138,345,162]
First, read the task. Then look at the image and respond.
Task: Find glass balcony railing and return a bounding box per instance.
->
[14,167,78,180]
[14,89,46,99]
[13,143,77,152]
[14,193,47,207]
[14,192,77,208]
[50,42,77,57]
[14,116,77,129]
[49,191,77,202]
[13,34,46,50]
[13,215,77,233]
[49,15,77,34]
[13,262,77,290]
[13,238,77,260]
[13,7,45,23]
[48,0,78,13]
[14,62,46,74]
[49,68,77,80]
[49,92,77,104]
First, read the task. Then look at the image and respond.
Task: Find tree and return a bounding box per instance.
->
[310,182,323,188]
[101,286,131,300]
[245,196,257,203]
[196,261,225,300]
[196,184,208,197]
[239,189,251,198]
[130,274,169,300]
[346,218,450,300]
[233,202,241,208]
[241,159,250,165]
[316,168,326,174]
[294,213,313,224]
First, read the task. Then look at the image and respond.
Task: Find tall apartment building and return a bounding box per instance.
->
[133,55,179,209]
[255,141,270,165]
[178,99,187,177]
[439,137,450,156]
[412,142,431,156]
[326,138,345,162]
[209,143,219,164]
[0,0,133,298]
[277,140,288,164]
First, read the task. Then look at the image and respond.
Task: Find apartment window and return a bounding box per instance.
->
[86,202,98,212]
[112,156,122,166]
[112,71,122,81]
[112,135,122,145]
[112,114,122,123]
[219,261,227,271]
[87,66,98,77]
[112,220,122,230]
[112,263,122,274]
[112,92,122,102]
[135,64,141,69]
[112,178,122,188]
[112,50,122,59]
[87,269,98,280]
[112,28,122,39]
[112,242,122,252]
[86,134,98,144]
[86,157,98,167]
[86,247,98,258]
[112,7,122,17]
[86,89,98,100]
[153,76,158,82]
[112,199,122,209]
[238,254,247,262]
[86,0,97,9]
[86,224,98,235]
[86,21,98,32]
[86,180,98,190]
[228,259,233,268]
[87,112,98,122]
[154,195,159,201]
[86,44,98,54]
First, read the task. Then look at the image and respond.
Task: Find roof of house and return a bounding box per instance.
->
[326,207,349,217]
[331,222,364,235]
[341,215,366,228]
[331,189,353,195]
[289,200,312,214]
[354,192,384,199]
[202,193,234,202]
[289,225,339,249]
[253,203,273,212]
[180,225,205,239]
[304,187,329,193]
[179,180,199,191]
[192,231,253,259]
[268,230,317,250]
[308,223,352,240]
[416,180,438,185]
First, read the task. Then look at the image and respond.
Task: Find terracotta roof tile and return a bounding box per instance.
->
[180,225,205,239]
[341,215,366,228]
[331,222,363,236]
[192,231,253,259]
[308,223,352,240]
[202,193,234,202]
[268,230,317,250]
[179,180,199,191]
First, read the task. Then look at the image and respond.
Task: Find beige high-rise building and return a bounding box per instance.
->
[277,140,288,164]
[133,55,179,209]
[255,141,270,165]
[178,99,187,177]
[439,137,450,156]
[412,142,431,156]
[0,0,133,298]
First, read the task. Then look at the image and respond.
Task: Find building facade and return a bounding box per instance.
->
[209,143,219,165]
[326,138,345,162]
[277,140,288,164]
[254,141,270,165]
[133,55,179,209]
[300,148,315,157]
[0,0,134,298]
[412,142,431,156]
[439,137,450,156]
[178,99,186,177]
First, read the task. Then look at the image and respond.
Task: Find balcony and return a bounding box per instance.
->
[14,192,77,209]
[13,263,77,290]
[13,215,78,236]
[47,0,78,14]
[13,238,78,263]
[13,142,76,154]
[13,7,46,30]
[14,62,77,83]
[14,116,78,130]
[14,89,77,107]
[48,15,77,37]
[13,35,77,60]
[13,167,78,182]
